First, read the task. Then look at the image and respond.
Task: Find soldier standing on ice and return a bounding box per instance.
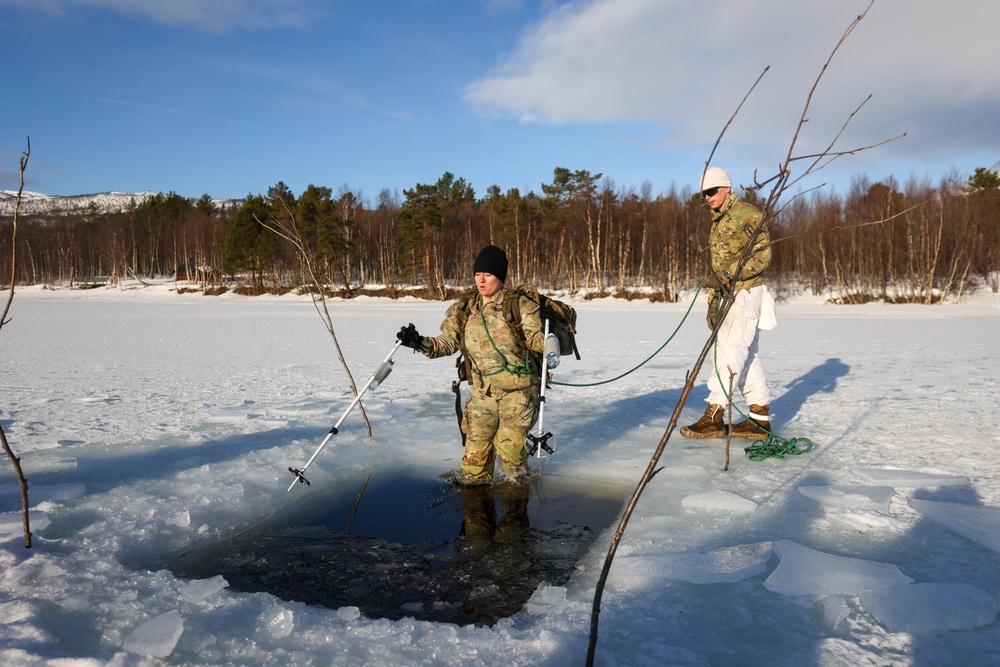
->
[396,245,545,485]
[682,167,778,441]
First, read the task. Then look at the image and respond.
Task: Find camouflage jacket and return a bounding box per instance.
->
[420,287,545,392]
[709,193,771,292]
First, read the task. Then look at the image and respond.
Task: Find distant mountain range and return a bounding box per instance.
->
[0,190,240,216]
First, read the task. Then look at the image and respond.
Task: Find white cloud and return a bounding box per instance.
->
[464,0,1000,179]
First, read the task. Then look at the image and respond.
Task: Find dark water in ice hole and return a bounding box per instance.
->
[170,463,626,626]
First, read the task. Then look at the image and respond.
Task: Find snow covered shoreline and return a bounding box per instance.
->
[1,284,999,665]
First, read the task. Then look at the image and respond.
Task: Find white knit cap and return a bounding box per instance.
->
[700,167,731,192]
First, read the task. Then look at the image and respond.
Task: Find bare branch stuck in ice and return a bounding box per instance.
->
[1,137,34,548]
[256,201,373,437]
[586,2,899,664]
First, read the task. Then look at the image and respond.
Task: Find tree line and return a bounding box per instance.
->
[2,166,998,303]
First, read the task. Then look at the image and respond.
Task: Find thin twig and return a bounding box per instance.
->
[0,138,29,331]
[586,3,890,664]
[768,201,928,247]
[702,66,770,186]
[1,137,33,548]
[344,473,372,533]
[781,1,875,174]
[724,367,735,472]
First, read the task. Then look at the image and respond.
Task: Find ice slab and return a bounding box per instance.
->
[267,397,332,417]
[178,575,228,603]
[257,607,294,638]
[855,468,969,488]
[0,483,86,508]
[909,499,1000,554]
[0,510,50,534]
[336,606,361,621]
[202,405,252,422]
[525,585,567,615]
[681,491,758,514]
[0,457,76,475]
[859,583,998,633]
[797,485,893,513]
[764,540,913,597]
[122,610,184,658]
[613,542,773,585]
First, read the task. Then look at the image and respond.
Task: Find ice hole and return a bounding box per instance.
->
[170,463,625,626]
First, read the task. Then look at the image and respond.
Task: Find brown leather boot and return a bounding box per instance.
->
[680,404,726,439]
[729,405,771,440]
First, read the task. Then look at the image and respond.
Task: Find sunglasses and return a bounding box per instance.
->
[701,187,720,198]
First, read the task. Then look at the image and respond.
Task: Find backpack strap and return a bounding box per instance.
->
[505,287,542,375]
[504,288,527,349]
[454,289,477,386]
[450,289,477,445]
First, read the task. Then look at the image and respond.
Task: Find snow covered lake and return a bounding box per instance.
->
[1,283,999,665]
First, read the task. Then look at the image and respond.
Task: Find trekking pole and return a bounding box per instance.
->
[526,320,560,458]
[287,340,403,491]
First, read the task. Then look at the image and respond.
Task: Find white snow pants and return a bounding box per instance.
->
[706,284,776,407]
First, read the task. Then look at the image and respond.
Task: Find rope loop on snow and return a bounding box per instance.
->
[744,435,814,462]
[548,284,703,387]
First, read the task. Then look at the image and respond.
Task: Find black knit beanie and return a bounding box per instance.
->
[472,245,508,283]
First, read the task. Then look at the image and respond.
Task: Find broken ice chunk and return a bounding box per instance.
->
[122,610,184,658]
[610,542,773,586]
[860,583,998,633]
[909,499,1000,554]
[764,540,913,597]
[178,575,228,603]
[855,468,968,488]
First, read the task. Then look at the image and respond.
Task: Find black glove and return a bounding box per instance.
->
[397,323,424,350]
[707,290,723,330]
[703,271,723,291]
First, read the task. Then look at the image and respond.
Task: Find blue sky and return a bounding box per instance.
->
[2,0,998,203]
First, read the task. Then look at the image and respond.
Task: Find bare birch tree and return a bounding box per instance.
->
[585,2,904,663]
[255,200,374,437]
[1,138,33,548]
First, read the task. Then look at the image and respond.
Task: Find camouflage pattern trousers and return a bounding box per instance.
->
[462,383,540,481]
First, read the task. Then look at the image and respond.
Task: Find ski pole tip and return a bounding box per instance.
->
[287,467,311,492]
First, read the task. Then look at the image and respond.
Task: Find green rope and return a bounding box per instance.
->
[549,284,704,387]
[472,293,534,378]
[745,435,814,461]
[499,281,815,462]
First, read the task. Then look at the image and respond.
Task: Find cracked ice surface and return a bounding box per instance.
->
[797,485,894,513]
[909,499,1000,554]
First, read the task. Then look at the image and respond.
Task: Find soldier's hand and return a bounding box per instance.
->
[706,290,723,330]
[397,323,424,350]
[703,272,723,291]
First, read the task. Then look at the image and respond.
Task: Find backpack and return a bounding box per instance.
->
[449,285,579,444]
[452,284,579,384]
[507,284,580,360]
